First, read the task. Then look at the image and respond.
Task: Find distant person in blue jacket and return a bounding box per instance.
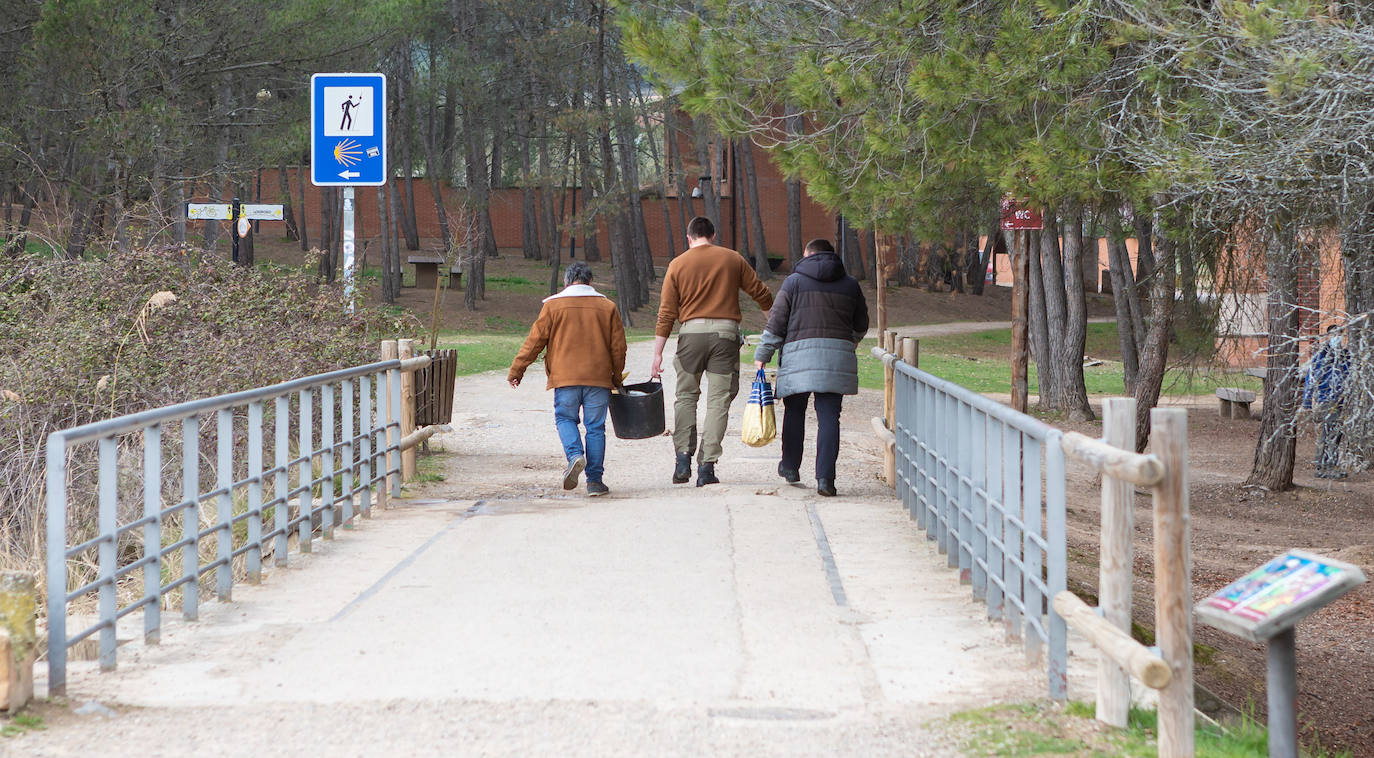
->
[1302,324,1350,479]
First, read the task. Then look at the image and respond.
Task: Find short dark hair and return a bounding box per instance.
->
[564,261,593,286]
[805,238,835,255]
[687,216,715,241]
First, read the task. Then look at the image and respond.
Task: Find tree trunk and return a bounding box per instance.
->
[635,75,674,262]
[1105,211,1141,392]
[612,69,652,300]
[1038,211,1068,408]
[785,107,804,272]
[1245,222,1302,490]
[1023,229,1052,406]
[1133,211,1155,285]
[737,138,771,278]
[331,188,343,275]
[1055,205,1093,420]
[318,185,334,281]
[969,221,996,296]
[520,117,540,259]
[898,236,919,286]
[670,105,693,258]
[692,116,721,229]
[277,158,299,242]
[296,163,309,251]
[378,185,395,303]
[863,229,878,287]
[169,180,185,249]
[489,129,504,189]
[1133,204,1177,453]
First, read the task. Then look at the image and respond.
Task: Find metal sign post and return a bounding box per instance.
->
[342,188,355,309]
[231,197,242,265]
[310,72,386,310]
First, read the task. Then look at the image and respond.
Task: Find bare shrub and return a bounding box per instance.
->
[0,245,418,574]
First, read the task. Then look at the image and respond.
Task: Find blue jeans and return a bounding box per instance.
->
[554,386,610,483]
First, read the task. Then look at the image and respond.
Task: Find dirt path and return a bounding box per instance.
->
[13,336,1098,758]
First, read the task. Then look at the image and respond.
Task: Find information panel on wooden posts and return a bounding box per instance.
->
[1195,550,1367,642]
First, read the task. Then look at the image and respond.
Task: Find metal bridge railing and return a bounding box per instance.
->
[872,344,1069,699]
[44,352,431,694]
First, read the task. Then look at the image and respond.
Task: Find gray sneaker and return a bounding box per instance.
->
[586,480,610,497]
[563,456,586,490]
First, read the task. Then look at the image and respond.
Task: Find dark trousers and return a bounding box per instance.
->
[781,392,843,481]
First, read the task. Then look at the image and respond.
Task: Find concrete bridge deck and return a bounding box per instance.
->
[14,337,1091,757]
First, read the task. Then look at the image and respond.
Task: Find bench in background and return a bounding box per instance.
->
[1216,387,1256,419]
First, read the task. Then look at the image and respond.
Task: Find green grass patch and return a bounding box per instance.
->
[851,324,1262,397]
[1,712,45,738]
[0,237,56,256]
[432,333,530,376]
[484,274,543,292]
[482,315,529,332]
[948,701,1349,758]
[411,453,447,484]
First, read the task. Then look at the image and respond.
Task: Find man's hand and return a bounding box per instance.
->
[508,377,521,388]
[754,360,765,371]
[650,335,669,379]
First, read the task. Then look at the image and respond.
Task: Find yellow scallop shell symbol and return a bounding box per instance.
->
[333,138,363,167]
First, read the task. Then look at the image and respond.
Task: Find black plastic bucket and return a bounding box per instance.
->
[608,381,665,439]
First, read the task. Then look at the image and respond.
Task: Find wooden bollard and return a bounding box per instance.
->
[1150,407,1195,757]
[0,572,37,713]
[398,339,417,481]
[1097,398,1136,727]
[902,337,918,368]
[380,340,398,505]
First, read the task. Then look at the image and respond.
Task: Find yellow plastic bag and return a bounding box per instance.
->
[741,369,777,447]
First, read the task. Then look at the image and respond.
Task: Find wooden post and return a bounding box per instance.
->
[902,337,918,368]
[1011,230,1029,412]
[1151,407,1194,756]
[1097,397,1135,728]
[398,338,417,481]
[875,231,891,339]
[0,572,37,713]
[380,340,399,500]
[879,331,897,487]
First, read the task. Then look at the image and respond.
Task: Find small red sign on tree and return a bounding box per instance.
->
[1000,199,1043,230]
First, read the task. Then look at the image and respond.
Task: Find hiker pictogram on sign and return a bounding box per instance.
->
[322,87,373,137]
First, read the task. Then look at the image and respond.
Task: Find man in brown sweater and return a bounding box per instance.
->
[510,262,627,496]
[652,216,774,486]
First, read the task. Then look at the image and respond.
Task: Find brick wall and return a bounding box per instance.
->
[239,143,836,266]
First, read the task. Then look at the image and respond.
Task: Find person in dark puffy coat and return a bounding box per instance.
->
[753,238,870,496]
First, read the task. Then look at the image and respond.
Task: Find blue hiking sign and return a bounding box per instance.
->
[310,73,387,186]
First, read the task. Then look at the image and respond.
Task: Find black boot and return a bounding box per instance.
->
[817,478,837,497]
[777,462,800,484]
[672,452,692,484]
[696,462,719,487]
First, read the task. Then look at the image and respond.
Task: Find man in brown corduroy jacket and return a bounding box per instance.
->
[651,216,774,486]
[509,262,627,496]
